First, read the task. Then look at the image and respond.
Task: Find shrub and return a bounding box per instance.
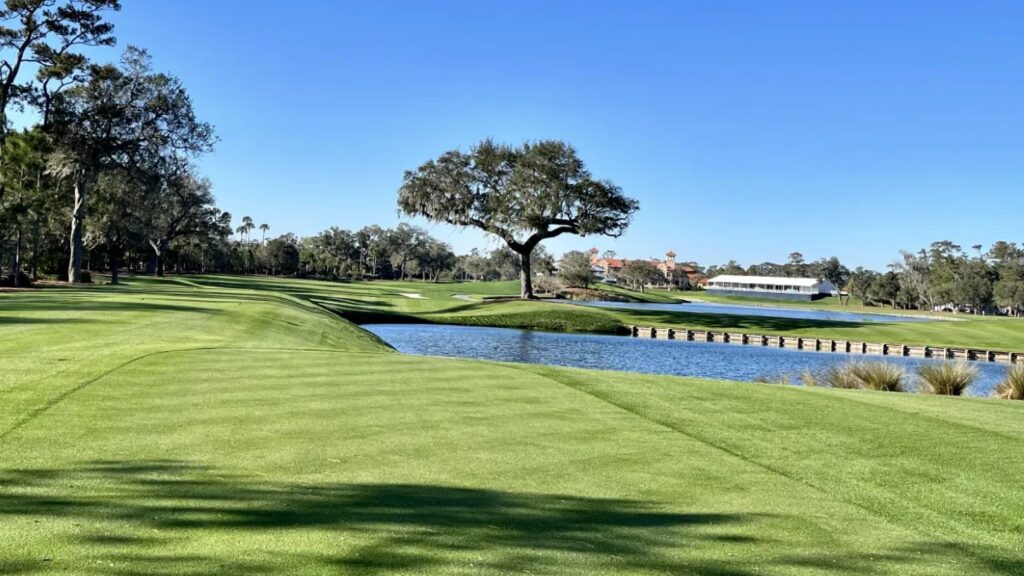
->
[800,369,820,387]
[917,362,979,396]
[755,373,792,385]
[533,274,563,295]
[995,364,1024,400]
[821,363,864,389]
[0,271,31,287]
[849,362,905,391]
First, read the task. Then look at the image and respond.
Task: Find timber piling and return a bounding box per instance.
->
[627,325,1022,364]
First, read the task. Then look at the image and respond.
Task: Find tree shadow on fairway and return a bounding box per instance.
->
[0,293,226,315]
[0,460,760,575]
[0,315,99,325]
[1,461,1021,575]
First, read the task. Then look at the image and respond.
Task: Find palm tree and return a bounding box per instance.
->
[259,223,269,244]
[241,216,254,243]
[235,223,250,274]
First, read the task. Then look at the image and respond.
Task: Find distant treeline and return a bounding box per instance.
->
[1,209,566,284]
[700,242,1024,315]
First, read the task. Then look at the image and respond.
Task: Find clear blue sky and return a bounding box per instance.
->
[105,1,1022,269]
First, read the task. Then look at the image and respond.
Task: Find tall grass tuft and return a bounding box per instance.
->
[995,364,1024,400]
[821,363,863,389]
[755,373,792,385]
[800,369,820,387]
[850,362,905,391]
[917,362,979,396]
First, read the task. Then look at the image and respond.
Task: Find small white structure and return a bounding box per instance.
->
[706,275,837,301]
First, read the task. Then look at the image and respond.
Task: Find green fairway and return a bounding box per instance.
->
[183,274,1024,351]
[2,276,1023,575]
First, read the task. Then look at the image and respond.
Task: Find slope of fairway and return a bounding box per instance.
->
[1,276,1022,575]
[0,276,388,437]
[183,274,1024,351]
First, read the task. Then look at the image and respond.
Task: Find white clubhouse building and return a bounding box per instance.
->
[706,275,838,301]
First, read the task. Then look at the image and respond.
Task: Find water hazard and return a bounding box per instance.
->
[365,323,1004,397]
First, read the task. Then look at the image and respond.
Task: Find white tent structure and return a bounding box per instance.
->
[706,275,837,301]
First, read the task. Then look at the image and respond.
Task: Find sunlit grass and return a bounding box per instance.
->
[2,275,1023,574]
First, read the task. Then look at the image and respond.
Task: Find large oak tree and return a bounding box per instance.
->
[48,47,214,283]
[398,139,638,298]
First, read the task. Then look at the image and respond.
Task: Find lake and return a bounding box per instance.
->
[572,300,935,323]
[365,323,1004,397]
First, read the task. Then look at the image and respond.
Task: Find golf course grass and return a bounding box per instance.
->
[184,274,1024,352]
[2,275,1022,575]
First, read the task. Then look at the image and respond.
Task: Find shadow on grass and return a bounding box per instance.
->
[0,460,755,575]
[0,316,98,325]
[1,460,1021,575]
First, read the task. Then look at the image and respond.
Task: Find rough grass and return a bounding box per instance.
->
[1,274,1023,575]
[918,362,981,396]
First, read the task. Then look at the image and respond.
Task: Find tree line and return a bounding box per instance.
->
[699,241,1024,315]
[0,1,223,286]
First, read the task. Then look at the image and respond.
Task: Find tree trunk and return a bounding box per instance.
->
[110,248,120,285]
[68,180,86,284]
[12,227,21,287]
[150,239,168,277]
[518,249,535,299]
[30,212,40,280]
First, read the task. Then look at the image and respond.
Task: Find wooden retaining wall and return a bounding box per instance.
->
[629,326,1021,364]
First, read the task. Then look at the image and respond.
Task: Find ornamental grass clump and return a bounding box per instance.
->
[917,362,979,396]
[821,363,864,389]
[849,362,905,392]
[800,369,820,387]
[995,364,1024,400]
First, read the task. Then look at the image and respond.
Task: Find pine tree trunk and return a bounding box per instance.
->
[30,212,40,280]
[68,180,86,284]
[110,248,120,285]
[12,227,21,287]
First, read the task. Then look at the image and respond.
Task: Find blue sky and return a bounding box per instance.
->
[102,1,1022,269]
